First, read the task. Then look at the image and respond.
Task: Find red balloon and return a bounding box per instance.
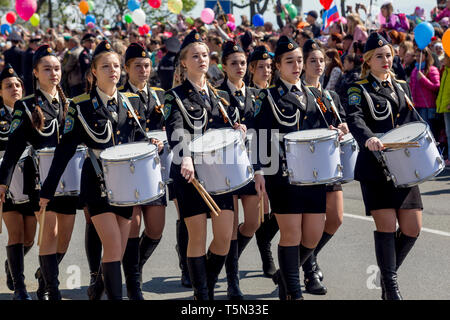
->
[139,24,150,35]
[320,0,333,10]
[6,12,16,24]
[148,0,161,9]
[143,24,150,33]
[227,14,235,23]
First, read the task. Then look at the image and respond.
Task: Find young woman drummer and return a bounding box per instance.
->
[0,65,36,300]
[164,30,247,300]
[0,46,76,300]
[345,33,422,300]
[300,39,348,295]
[216,41,262,300]
[253,36,344,300]
[247,46,279,279]
[39,41,143,300]
[119,42,166,300]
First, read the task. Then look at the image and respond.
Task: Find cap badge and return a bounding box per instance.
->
[263,53,268,59]
[288,43,293,49]
[47,47,53,53]
[8,68,13,74]
[233,45,238,51]
[378,40,383,46]
[141,51,146,57]
[105,43,111,50]
[195,33,200,40]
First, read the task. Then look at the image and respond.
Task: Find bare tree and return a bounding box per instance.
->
[233,0,272,20]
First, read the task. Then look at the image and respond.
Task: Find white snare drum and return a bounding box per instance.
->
[2,147,31,204]
[146,130,173,184]
[379,122,444,188]
[284,129,342,185]
[189,128,254,195]
[100,142,165,206]
[340,133,359,183]
[37,146,87,196]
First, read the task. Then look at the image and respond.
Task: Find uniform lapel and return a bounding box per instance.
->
[185,80,209,112]
[92,90,115,123]
[117,92,129,128]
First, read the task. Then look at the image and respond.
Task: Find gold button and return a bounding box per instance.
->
[146,119,150,123]
[116,130,120,135]
[146,128,149,132]
[304,116,308,119]
[282,109,285,112]
[397,114,400,118]
[118,141,122,144]
[209,119,213,123]
[94,123,98,127]
[241,117,246,122]
[190,107,194,110]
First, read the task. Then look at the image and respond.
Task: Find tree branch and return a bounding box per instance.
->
[256,0,271,14]
[233,3,250,9]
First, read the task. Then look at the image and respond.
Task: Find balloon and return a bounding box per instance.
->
[320,0,334,10]
[148,0,161,9]
[30,13,40,26]
[227,14,235,23]
[443,29,450,57]
[87,22,95,29]
[87,0,94,11]
[226,21,235,32]
[131,9,146,27]
[185,17,194,25]
[6,12,16,24]
[414,22,435,50]
[1,24,11,35]
[200,8,214,24]
[252,14,264,27]
[286,4,298,20]
[128,0,140,12]
[124,14,132,23]
[85,14,96,25]
[168,0,183,15]
[79,0,89,15]
[15,0,37,21]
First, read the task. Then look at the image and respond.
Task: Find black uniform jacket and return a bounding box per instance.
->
[305,85,346,128]
[0,90,66,191]
[0,105,14,152]
[345,74,420,182]
[39,89,143,201]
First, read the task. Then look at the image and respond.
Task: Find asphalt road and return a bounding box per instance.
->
[0,168,449,300]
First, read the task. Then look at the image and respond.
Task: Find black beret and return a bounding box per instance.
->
[125,42,150,63]
[165,37,181,53]
[222,41,245,61]
[302,39,321,57]
[248,45,272,63]
[364,32,389,53]
[307,11,318,19]
[0,64,19,83]
[180,30,203,51]
[81,33,95,42]
[240,31,252,50]
[275,36,299,58]
[32,44,57,68]
[92,40,114,59]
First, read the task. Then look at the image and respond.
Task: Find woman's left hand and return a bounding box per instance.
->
[151,138,164,153]
[330,125,345,141]
[337,123,349,135]
[233,123,247,135]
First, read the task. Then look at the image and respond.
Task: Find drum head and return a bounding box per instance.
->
[380,122,427,143]
[189,128,240,153]
[285,129,337,142]
[340,133,354,144]
[146,130,168,143]
[100,142,156,161]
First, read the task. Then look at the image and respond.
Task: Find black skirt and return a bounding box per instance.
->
[326,183,343,192]
[47,196,79,215]
[265,170,326,214]
[171,163,234,219]
[233,180,257,197]
[139,192,167,207]
[3,198,35,216]
[360,180,423,216]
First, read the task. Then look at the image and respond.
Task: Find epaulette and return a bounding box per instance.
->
[118,85,125,91]
[355,79,369,85]
[121,92,139,98]
[21,94,34,101]
[150,87,164,91]
[73,93,90,104]
[269,85,276,88]
[395,79,407,84]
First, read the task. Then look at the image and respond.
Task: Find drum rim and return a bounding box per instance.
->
[288,173,343,186]
[390,164,444,188]
[284,128,339,143]
[146,130,169,144]
[340,134,356,146]
[202,174,255,195]
[189,128,242,154]
[107,189,166,207]
[36,145,87,155]
[100,142,158,162]
[379,121,429,143]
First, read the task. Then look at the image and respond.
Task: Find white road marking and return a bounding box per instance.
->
[344,213,450,237]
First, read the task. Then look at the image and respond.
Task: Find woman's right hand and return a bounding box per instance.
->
[365,137,384,151]
[181,156,195,183]
[0,184,7,203]
[254,173,266,200]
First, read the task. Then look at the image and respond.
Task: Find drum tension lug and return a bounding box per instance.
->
[247,166,253,175]
[309,142,315,153]
[135,189,140,200]
[155,156,160,165]
[60,180,65,190]
[225,177,231,188]
[337,164,343,173]
[436,157,444,166]
[130,160,135,173]
[414,170,420,179]
[313,169,318,179]
[159,181,165,189]
[352,143,357,152]
[334,140,339,148]
[404,149,411,157]
[107,189,113,199]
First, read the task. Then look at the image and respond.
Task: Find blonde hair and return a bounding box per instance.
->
[361,45,396,79]
[248,60,273,88]
[347,14,366,35]
[86,51,122,93]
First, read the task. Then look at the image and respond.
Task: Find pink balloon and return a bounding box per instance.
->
[201,8,215,24]
[226,21,235,31]
[87,22,95,29]
[15,0,37,21]
[227,14,235,23]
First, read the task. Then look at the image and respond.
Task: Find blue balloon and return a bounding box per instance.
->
[85,14,96,25]
[1,24,11,35]
[128,0,140,12]
[414,22,435,50]
[252,14,264,27]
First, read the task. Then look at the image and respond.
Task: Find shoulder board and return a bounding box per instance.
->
[117,85,125,91]
[122,92,139,98]
[355,79,369,85]
[21,94,34,101]
[150,87,164,91]
[395,79,407,84]
[269,85,276,88]
[73,93,90,104]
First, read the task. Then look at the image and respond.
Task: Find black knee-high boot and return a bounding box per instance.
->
[277,246,302,300]
[102,261,123,300]
[225,240,243,300]
[39,254,61,300]
[175,219,191,288]
[255,214,278,278]
[35,251,65,301]
[138,232,161,283]
[6,244,32,300]
[123,237,144,300]
[85,222,104,300]
[187,255,208,300]
[374,231,402,300]
[206,251,226,300]
[6,243,32,292]
[312,232,333,280]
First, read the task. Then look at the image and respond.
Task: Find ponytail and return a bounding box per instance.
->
[56,84,69,120]
[207,82,229,106]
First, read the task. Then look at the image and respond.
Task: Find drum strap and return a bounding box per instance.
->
[28,147,41,191]
[324,90,342,124]
[303,86,330,128]
[172,90,208,130]
[120,93,150,142]
[392,82,426,124]
[87,148,107,197]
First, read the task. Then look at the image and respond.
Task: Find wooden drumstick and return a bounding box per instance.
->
[37,206,46,247]
[192,178,221,214]
[383,142,420,149]
[259,198,264,224]
[191,179,219,217]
